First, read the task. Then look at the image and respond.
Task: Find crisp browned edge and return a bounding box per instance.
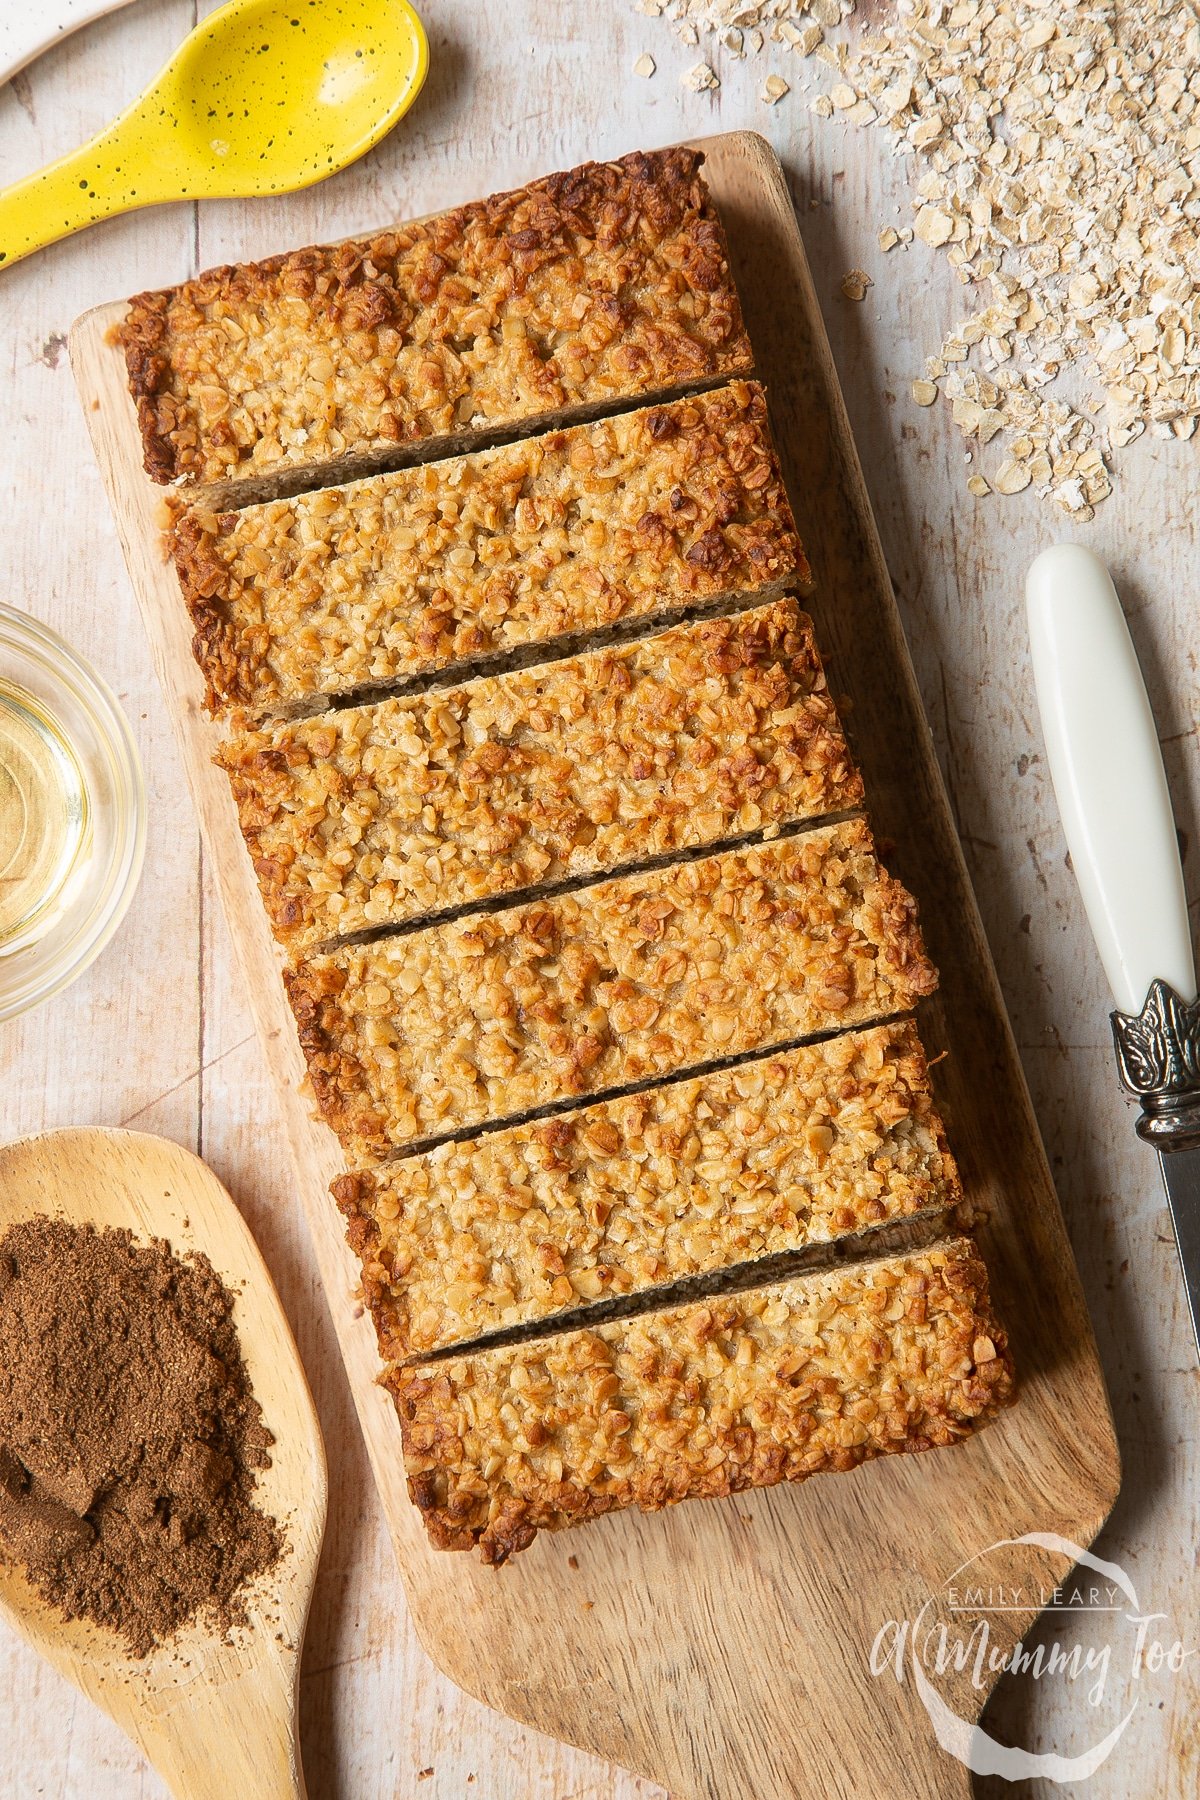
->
[281,958,392,1160]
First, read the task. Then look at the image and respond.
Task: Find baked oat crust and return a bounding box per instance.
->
[219,598,863,951]
[388,1238,1015,1562]
[334,1020,961,1359]
[120,147,753,496]
[284,819,938,1160]
[171,380,803,717]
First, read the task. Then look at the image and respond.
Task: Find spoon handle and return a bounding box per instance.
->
[0,121,165,269]
[135,1644,307,1800]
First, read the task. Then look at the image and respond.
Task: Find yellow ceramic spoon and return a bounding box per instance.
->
[0,0,428,268]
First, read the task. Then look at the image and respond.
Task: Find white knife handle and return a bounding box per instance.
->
[1026,544,1195,1016]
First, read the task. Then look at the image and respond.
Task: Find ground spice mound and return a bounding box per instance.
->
[0,1218,282,1659]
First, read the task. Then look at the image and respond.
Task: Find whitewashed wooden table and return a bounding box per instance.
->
[1,3,1196,1796]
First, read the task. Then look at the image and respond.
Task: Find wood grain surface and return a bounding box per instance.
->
[0,1129,325,1800]
[2,4,1197,1797]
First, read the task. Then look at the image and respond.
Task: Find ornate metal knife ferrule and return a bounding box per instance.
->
[1111,978,1200,1152]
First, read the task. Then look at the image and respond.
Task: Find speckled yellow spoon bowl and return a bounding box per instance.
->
[0,0,428,268]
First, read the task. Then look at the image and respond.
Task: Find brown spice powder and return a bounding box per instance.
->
[0,1218,282,1659]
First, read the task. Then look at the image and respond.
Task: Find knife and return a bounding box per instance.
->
[1027,543,1200,1358]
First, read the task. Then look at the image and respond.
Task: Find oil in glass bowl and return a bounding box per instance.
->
[0,606,145,1023]
[0,679,91,953]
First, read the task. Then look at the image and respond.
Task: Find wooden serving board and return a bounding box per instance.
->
[70,131,1121,1800]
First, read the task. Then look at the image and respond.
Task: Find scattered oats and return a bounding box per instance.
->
[841,0,1200,512]
[633,52,657,76]
[879,77,912,116]
[629,0,1198,514]
[967,475,991,497]
[841,269,873,301]
[911,379,938,406]
[878,228,900,253]
[681,59,720,91]
[914,207,954,249]
[993,459,1032,496]
[637,0,852,67]
[762,73,791,103]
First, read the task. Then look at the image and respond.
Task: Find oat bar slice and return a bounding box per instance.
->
[120,147,752,500]
[389,1237,1014,1562]
[284,819,937,1160]
[173,380,801,718]
[334,1021,961,1360]
[220,599,861,952]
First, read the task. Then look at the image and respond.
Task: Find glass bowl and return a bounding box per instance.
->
[0,606,146,1023]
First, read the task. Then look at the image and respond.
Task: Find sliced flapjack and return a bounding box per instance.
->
[121,147,752,502]
[335,1020,960,1359]
[220,598,860,951]
[284,819,937,1161]
[389,1238,1014,1562]
[172,380,800,717]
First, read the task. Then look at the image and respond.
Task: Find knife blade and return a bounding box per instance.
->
[1027,543,1200,1359]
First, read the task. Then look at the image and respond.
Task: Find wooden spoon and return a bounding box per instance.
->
[0,1127,327,1799]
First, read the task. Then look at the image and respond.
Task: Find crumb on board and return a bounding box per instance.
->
[840,269,872,302]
